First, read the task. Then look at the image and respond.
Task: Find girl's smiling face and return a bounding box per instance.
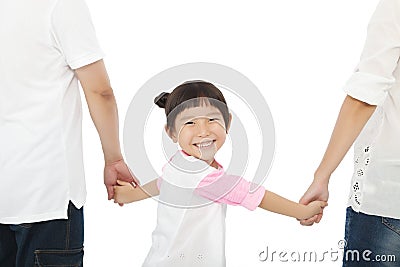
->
[166,104,231,165]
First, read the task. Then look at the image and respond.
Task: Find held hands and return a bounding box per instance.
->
[298,176,329,225]
[104,159,139,200]
[113,180,136,204]
[298,200,328,220]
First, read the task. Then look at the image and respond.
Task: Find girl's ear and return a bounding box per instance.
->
[165,124,177,143]
[226,113,232,133]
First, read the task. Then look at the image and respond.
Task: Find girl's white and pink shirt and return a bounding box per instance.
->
[143,151,265,267]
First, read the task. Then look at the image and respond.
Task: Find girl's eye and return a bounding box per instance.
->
[209,118,218,122]
[184,121,195,125]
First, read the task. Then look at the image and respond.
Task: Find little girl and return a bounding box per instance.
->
[114,80,327,267]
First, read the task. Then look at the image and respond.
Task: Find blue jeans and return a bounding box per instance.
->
[343,207,400,266]
[0,202,84,267]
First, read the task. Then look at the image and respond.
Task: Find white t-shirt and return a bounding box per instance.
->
[0,0,104,223]
[143,151,265,267]
[344,0,400,219]
[143,151,227,267]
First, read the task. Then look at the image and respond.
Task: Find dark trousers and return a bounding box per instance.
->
[343,207,400,267]
[0,202,84,267]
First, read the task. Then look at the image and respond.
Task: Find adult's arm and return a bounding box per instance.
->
[299,0,400,225]
[75,60,137,200]
[299,96,375,225]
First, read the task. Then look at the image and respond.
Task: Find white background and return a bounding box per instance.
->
[81,1,379,266]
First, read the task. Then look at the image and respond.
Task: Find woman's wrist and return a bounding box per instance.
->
[313,169,331,185]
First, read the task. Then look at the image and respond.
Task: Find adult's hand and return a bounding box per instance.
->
[298,177,329,226]
[104,159,139,200]
[76,61,140,200]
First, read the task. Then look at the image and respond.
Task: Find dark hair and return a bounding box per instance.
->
[154,80,230,131]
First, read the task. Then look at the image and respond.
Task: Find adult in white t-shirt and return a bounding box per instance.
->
[299,0,400,266]
[0,0,135,266]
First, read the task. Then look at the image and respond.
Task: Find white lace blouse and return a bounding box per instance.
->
[344,0,400,219]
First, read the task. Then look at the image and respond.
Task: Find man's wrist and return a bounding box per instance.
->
[105,155,123,165]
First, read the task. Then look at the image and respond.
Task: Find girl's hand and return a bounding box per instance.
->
[299,201,328,220]
[113,180,136,204]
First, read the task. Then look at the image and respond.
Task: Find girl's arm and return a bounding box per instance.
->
[259,190,327,220]
[195,173,326,219]
[114,179,160,204]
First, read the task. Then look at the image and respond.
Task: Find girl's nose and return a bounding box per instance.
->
[197,119,210,137]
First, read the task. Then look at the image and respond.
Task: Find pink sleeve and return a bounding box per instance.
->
[157,177,162,190]
[157,161,170,190]
[195,171,265,211]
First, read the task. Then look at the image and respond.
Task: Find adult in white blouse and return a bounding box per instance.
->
[0,0,136,266]
[299,0,400,266]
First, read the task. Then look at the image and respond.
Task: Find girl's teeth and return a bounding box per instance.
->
[197,141,213,148]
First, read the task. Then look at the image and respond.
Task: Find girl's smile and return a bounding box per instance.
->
[194,139,215,148]
[167,104,231,165]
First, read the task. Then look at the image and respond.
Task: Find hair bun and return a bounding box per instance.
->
[154,92,169,108]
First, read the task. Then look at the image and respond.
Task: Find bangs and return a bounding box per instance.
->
[164,81,230,130]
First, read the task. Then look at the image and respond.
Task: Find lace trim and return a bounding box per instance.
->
[349,107,383,208]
